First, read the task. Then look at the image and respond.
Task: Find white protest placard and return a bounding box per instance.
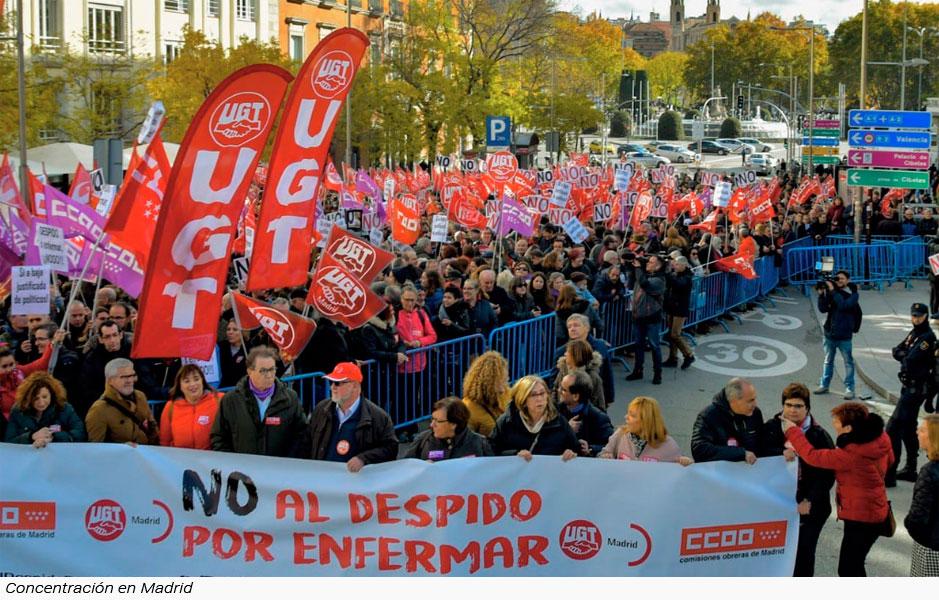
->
[460,159,477,172]
[562,216,590,244]
[734,170,757,188]
[182,346,222,387]
[713,181,732,207]
[431,214,449,242]
[137,101,166,145]
[614,166,633,191]
[232,257,249,288]
[315,217,333,248]
[11,265,50,316]
[551,180,572,208]
[700,171,720,187]
[593,202,612,223]
[94,184,117,217]
[383,177,395,201]
[369,227,384,247]
[930,253,939,276]
[89,168,105,194]
[34,223,67,273]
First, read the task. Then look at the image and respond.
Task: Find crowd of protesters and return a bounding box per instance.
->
[2,162,939,577]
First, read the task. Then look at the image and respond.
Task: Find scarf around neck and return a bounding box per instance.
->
[249,379,275,401]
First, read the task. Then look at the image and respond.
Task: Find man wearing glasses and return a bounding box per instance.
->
[305,362,397,472]
[86,358,159,444]
[815,270,860,399]
[211,346,306,457]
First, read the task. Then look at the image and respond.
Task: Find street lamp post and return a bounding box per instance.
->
[345,1,353,168]
[710,42,715,98]
[772,25,815,172]
[901,8,908,110]
[0,0,31,210]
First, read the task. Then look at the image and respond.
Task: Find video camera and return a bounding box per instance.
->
[814,256,836,292]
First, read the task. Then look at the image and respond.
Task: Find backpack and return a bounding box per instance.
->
[852,303,863,334]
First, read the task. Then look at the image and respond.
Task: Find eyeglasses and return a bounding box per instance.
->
[253,367,277,376]
[330,380,352,387]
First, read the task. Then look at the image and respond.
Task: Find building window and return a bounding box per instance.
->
[164,41,182,63]
[369,34,381,65]
[38,0,61,49]
[290,34,304,62]
[317,24,335,42]
[207,0,220,17]
[165,0,189,13]
[236,0,255,21]
[87,4,125,54]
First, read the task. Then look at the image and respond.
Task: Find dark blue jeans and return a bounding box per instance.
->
[634,318,662,373]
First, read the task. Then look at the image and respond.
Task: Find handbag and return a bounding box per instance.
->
[879,501,897,538]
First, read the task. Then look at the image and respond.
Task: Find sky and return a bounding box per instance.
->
[559,0,932,33]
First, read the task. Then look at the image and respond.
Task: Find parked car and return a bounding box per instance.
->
[616,143,645,156]
[624,151,671,168]
[588,140,617,154]
[698,140,731,155]
[655,144,700,163]
[716,138,756,155]
[738,137,773,152]
[746,152,777,174]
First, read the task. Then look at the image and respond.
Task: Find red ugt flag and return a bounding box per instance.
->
[232,292,317,360]
[132,65,292,360]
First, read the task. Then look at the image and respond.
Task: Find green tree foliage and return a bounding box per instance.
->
[147,27,293,143]
[658,110,685,140]
[645,52,689,106]
[827,0,939,109]
[610,110,630,137]
[720,116,741,137]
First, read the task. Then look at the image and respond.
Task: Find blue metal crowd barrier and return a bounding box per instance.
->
[785,242,897,290]
[779,236,814,283]
[757,255,780,297]
[599,296,636,351]
[895,236,928,280]
[488,313,557,381]
[685,271,727,329]
[359,334,486,430]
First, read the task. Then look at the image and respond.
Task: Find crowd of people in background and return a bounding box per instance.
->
[2,162,939,577]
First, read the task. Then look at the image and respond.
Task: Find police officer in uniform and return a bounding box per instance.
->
[886,303,937,486]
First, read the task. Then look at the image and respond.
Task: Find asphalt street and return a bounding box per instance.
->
[606,285,917,577]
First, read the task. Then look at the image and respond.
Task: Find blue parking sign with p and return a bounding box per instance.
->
[486,116,511,147]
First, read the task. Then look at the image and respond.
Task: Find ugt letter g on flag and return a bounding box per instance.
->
[245,28,368,291]
[133,65,292,360]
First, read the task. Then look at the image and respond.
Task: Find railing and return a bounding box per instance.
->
[895,236,928,280]
[785,242,897,289]
[599,296,635,351]
[686,271,727,328]
[488,314,556,381]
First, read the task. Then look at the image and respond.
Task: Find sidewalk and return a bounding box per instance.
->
[810,279,932,404]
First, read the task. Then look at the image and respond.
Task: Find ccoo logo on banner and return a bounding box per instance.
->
[0,445,798,576]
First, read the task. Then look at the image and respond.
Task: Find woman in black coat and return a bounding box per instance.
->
[4,372,86,446]
[508,276,539,322]
[905,415,939,576]
[354,304,407,366]
[489,375,579,460]
[434,286,472,341]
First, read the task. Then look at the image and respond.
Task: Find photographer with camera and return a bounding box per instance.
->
[626,254,666,385]
[815,270,859,400]
[885,303,937,487]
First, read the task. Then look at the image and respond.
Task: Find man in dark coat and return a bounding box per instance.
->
[815,270,859,398]
[78,320,159,419]
[210,346,307,457]
[557,370,613,457]
[461,279,498,336]
[691,378,765,464]
[760,383,835,576]
[305,362,398,471]
[478,269,514,325]
[663,256,695,369]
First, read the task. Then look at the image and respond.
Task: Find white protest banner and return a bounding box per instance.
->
[522,195,550,214]
[435,156,452,170]
[460,159,477,172]
[431,213,449,243]
[94,184,117,217]
[713,182,732,208]
[315,217,334,248]
[34,223,67,273]
[651,195,669,218]
[551,181,572,208]
[383,177,395,201]
[930,253,939,276]
[614,166,633,192]
[137,100,166,145]
[548,207,577,226]
[734,170,757,188]
[536,169,554,186]
[0,445,797,576]
[562,216,590,244]
[700,171,720,187]
[181,345,222,387]
[576,172,600,190]
[593,202,612,223]
[232,257,250,288]
[11,265,50,315]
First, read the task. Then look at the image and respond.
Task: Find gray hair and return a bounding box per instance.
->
[104,358,134,380]
[724,377,751,402]
[566,313,590,328]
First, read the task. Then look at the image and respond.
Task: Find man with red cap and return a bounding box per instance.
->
[305,362,398,472]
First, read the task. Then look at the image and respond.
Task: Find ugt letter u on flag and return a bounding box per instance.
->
[133,65,292,360]
[245,28,369,291]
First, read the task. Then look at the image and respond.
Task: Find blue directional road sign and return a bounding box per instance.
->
[848,129,931,150]
[486,115,511,147]
[801,137,839,146]
[848,109,932,130]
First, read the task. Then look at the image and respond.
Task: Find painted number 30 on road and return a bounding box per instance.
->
[692,335,808,378]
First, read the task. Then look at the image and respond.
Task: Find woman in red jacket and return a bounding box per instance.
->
[782,401,894,577]
[159,364,221,450]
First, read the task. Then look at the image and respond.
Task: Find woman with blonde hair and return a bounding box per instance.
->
[662,226,689,253]
[600,396,693,465]
[5,372,86,447]
[489,375,578,461]
[905,415,939,576]
[462,351,511,436]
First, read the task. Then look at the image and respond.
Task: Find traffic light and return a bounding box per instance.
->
[736,95,744,112]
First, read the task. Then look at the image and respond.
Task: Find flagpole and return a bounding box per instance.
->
[226,288,252,359]
[57,229,107,333]
[88,256,107,325]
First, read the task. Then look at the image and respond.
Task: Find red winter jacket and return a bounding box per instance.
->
[785,415,894,524]
[1,345,53,420]
[395,307,436,374]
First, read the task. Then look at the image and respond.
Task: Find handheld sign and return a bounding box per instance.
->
[562,216,589,244]
[551,181,572,208]
[431,214,449,242]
